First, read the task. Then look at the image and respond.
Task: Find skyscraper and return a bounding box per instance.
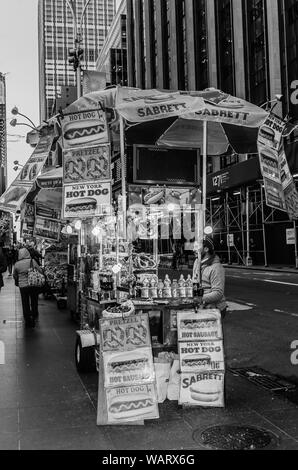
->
[0,73,7,196]
[38,0,117,122]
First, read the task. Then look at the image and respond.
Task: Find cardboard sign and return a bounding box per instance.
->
[15,134,54,185]
[179,371,225,407]
[103,347,155,388]
[179,341,225,372]
[106,383,159,424]
[258,114,286,151]
[63,144,111,184]
[100,313,151,352]
[0,184,32,214]
[63,181,111,219]
[61,109,108,149]
[177,310,223,341]
[286,228,296,246]
[34,216,60,241]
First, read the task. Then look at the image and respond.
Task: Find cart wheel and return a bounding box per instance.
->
[75,336,96,373]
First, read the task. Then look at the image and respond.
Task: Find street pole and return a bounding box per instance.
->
[202,120,208,228]
[246,185,251,265]
[66,0,93,99]
[120,115,127,240]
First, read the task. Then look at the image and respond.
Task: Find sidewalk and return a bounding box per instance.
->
[1,275,298,450]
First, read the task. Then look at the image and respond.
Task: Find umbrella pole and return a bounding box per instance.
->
[202,120,208,228]
[120,115,127,240]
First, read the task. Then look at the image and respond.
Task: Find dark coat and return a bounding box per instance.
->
[0,248,7,289]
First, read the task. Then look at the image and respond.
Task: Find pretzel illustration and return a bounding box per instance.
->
[86,154,109,179]
[103,326,125,349]
[126,324,147,346]
[65,157,86,181]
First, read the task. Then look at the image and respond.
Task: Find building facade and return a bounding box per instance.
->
[126,0,298,121]
[125,0,298,266]
[38,0,117,121]
[96,0,127,86]
[0,73,7,196]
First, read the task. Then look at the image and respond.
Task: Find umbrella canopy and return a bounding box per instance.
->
[63,86,268,155]
[157,90,268,154]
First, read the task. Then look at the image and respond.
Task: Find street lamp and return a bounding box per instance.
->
[66,0,94,99]
[10,118,39,132]
[11,106,37,128]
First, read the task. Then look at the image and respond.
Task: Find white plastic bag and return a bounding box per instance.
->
[167,359,181,401]
[154,361,171,403]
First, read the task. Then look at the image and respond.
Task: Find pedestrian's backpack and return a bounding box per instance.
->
[28,259,45,287]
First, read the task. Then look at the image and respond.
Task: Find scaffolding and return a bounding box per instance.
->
[206,183,298,267]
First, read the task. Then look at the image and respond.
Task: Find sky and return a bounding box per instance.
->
[0,0,121,187]
[0,0,39,186]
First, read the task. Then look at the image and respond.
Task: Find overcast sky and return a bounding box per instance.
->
[0,0,39,186]
[0,0,121,186]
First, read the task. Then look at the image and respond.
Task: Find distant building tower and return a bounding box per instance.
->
[38,0,117,121]
[0,73,7,196]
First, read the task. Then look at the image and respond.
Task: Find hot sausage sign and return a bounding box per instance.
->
[61,109,108,149]
[63,181,111,219]
[63,144,111,184]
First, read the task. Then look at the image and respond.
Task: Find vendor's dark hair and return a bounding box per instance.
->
[203,236,215,255]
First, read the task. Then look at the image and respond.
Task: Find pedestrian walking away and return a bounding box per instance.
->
[6,245,15,276]
[193,236,227,318]
[0,241,8,293]
[13,247,43,328]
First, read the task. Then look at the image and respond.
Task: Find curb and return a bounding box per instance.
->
[224,264,298,275]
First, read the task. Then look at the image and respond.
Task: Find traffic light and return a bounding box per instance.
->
[68,47,84,71]
[68,48,79,71]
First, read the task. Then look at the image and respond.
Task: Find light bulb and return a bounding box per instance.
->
[66,225,73,234]
[112,263,122,274]
[92,226,101,236]
[74,220,82,230]
[204,226,213,235]
[167,203,176,212]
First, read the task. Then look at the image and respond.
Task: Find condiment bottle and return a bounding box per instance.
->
[149,277,158,298]
[178,274,186,298]
[171,279,179,298]
[163,275,172,298]
[157,279,164,298]
[186,274,193,298]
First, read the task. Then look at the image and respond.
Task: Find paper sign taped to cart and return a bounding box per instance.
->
[63,144,111,184]
[100,313,151,352]
[103,347,155,388]
[177,310,223,341]
[61,109,108,149]
[179,371,225,407]
[63,181,111,219]
[179,341,225,372]
[106,383,159,423]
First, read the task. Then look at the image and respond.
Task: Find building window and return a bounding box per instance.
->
[220,152,239,169]
[215,0,235,95]
[176,0,188,90]
[243,0,270,105]
[194,0,208,90]
[279,0,298,119]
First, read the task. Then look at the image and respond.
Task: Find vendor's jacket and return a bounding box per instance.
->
[13,248,42,289]
[195,254,226,312]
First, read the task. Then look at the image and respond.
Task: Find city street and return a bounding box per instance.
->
[0,268,298,450]
[225,267,298,381]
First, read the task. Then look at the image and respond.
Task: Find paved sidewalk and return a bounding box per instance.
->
[1,275,298,450]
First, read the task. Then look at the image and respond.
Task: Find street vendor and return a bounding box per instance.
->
[193,236,227,318]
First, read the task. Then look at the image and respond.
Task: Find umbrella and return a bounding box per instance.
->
[61,86,269,228]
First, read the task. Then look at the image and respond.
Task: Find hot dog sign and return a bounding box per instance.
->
[61,109,109,149]
[63,181,111,219]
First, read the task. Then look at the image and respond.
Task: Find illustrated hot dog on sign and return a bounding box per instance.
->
[62,110,108,149]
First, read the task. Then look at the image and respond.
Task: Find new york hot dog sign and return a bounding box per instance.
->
[63,182,111,218]
[62,109,108,149]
